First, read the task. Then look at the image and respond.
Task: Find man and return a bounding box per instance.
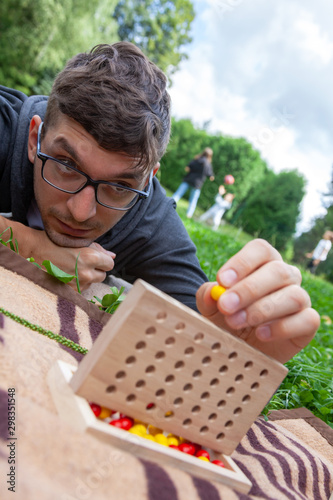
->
[0,42,319,364]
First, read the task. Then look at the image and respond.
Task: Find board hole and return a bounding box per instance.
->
[219,365,228,374]
[201,391,210,401]
[210,378,219,387]
[184,346,194,356]
[125,355,136,365]
[126,394,136,403]
[135,341,146,351]
[182,418,192,427]
[155,351,166,360]
[233,407,242,415]
[174,322,185,333]
[156,311,167,322]
[199,426,209,434]
[135,380,145,389]
[155,388,165,398]
[165,374,175,384]
[145,365,155,375]
[191,405,201,414]
[226,386,235,395]
[228,351,238,360]
[260,369,269,377]
[106,385,116,393]
[194,332,204,343]
[202,356,212,366]
[242,395,251,403]
[174,360,185,370]
[251,382,259,391]
[116,370,126,380]
[217,400,226,408]
[244,361,253,369]
[145,326,156,336]
[211,342,221,352]
[216,432,225,441]
[183,383,193,392]
[208,413,217,422]
[235,374,244,383]
[173,397,183,407]
[165,336,175,346]
[225,420,233,428]
[192,369,202,379]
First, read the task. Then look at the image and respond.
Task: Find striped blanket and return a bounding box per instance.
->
[0,245,332,500]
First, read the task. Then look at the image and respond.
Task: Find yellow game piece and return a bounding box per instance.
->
[143,434,155,441]
[98,407,112,419]
[197,456,210,462]
[128,424,147,436]
[148,425,163,436]
[154,433,168,446]
[167,436,179,446]
[211,285,226,301]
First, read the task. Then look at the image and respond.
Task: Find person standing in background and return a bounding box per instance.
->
[200,186,235,230]
[305,230,333,274]
[172,147,214,218]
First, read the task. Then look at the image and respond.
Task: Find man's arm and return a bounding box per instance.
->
[0,215,115,291]
[196,239,320,364]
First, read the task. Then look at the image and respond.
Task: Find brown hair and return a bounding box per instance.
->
[194,147,213,162]
[44,42,171,174]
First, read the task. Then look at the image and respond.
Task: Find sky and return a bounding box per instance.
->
[168,0,333,234]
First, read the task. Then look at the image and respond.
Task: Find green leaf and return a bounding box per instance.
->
[101,294,118,307]
[42,260,75,283]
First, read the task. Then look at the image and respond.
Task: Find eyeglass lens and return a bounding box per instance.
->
[42,159,140,209]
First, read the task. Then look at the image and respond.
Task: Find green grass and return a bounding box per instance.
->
[170,192,333,428]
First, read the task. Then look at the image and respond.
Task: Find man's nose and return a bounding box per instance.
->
[66,185,97,221]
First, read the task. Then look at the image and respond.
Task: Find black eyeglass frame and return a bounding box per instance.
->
[36,122,152,211]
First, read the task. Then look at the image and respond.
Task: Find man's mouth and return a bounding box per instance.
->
[56,218,93,238]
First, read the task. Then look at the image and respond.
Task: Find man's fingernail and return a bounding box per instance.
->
[256,326,271,340]
[218,269,237,287]
[219,292,240,313]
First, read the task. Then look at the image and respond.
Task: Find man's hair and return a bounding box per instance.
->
[44,42,171,173]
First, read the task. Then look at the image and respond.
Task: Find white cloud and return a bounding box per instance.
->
[168,0,333,234]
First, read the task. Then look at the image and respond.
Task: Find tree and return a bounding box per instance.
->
[160,118,269,212]
[293,171,333,281]
[112,0,195,76]
[233,170,306,251]
[0,0,118,95]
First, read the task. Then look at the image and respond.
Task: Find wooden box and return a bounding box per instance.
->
[48,279,288,493]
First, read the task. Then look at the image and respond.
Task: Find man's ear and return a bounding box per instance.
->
[27,115,42,163]
[152,162,160,177]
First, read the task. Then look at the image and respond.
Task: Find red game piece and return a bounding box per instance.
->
[110,417,134,431]
[212,459,225,468]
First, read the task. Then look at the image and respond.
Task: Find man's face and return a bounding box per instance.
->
[28,114,150,248]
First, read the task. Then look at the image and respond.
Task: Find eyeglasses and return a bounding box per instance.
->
[36,122,152,211]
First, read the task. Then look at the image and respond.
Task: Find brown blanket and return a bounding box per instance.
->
[1,245,332,500]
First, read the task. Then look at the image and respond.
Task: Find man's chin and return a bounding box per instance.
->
[46,230,93,248]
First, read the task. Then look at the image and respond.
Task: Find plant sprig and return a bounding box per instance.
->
[91,286,125,314]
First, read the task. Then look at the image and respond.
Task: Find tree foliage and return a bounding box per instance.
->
[293,170,333,281]
[0,0,118,95]
[112,0,195,76]
[160,117,268,210]
[232,170,306,251]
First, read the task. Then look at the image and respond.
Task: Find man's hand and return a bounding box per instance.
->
[31,235,115,291]
[0,217,115,292]
[196,239,320,364]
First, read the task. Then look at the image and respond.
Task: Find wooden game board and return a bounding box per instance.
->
[48,279,288,493]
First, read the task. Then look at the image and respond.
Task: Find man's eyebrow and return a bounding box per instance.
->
[51,136,142,181]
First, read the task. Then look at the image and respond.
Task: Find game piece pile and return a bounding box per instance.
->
[89,402,225,468]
